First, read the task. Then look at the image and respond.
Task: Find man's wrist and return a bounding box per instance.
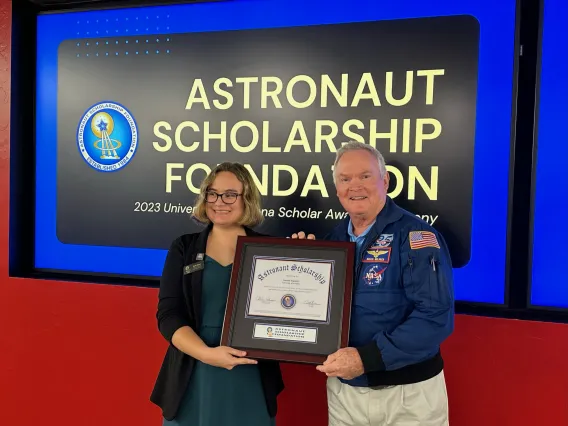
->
[356,342,386,373]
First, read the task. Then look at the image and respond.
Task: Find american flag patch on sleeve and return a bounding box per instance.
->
[409,231,440,250]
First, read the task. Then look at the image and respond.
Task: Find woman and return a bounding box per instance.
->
[150,162,284,425]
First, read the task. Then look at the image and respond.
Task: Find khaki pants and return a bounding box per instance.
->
[326,371,449,426]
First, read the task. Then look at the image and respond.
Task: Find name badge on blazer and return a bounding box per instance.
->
[183,261,204,275]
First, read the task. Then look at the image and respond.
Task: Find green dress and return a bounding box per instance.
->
[163,256,275,426]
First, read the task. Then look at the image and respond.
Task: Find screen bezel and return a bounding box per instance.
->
[11,0,528,308]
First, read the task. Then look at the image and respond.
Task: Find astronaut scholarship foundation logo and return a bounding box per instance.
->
[281,294,296,309]
[76,101,138,172]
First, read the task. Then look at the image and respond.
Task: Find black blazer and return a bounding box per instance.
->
[150,224,284,421]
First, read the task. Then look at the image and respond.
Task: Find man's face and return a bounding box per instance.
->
[334,150,389,217]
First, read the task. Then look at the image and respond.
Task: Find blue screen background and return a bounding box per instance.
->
[530,0,568,309]
[35,0,518,304]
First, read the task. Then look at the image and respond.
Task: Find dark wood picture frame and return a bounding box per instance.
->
[221,236,355,364]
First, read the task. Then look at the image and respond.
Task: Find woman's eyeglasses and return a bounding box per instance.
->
[205,191,242,204]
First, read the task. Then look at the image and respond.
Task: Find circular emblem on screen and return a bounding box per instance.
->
[281,294,296,309]
[76,101,138,172]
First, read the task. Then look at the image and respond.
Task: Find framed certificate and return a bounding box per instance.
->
[221,236,355,364]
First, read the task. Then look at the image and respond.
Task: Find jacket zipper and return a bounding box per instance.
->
[356,232,380,279]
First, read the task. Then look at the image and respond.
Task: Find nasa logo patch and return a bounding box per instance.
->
[362,264,387,287]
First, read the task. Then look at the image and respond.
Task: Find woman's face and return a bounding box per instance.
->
[205,171,245,227]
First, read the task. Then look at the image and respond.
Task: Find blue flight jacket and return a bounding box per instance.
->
[324,197,455,387]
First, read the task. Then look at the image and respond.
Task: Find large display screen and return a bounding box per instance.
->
[35,0,519,303]
[529,0,568,309]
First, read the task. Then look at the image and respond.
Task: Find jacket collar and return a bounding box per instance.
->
[371,196,404,235]
[194,223,212,254]
[332,196,404,239]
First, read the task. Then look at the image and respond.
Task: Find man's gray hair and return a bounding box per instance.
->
[333,141,387,183]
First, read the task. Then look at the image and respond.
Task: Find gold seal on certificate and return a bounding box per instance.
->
[221,236,355,364]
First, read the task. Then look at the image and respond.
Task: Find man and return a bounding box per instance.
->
[293,141,454,425]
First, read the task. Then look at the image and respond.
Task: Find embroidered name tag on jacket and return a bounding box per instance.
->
[362,247,391,263]
[183,261,204,275]
[409,231,440,249]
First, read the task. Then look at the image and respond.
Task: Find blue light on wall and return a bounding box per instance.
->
[529,0,568,309]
